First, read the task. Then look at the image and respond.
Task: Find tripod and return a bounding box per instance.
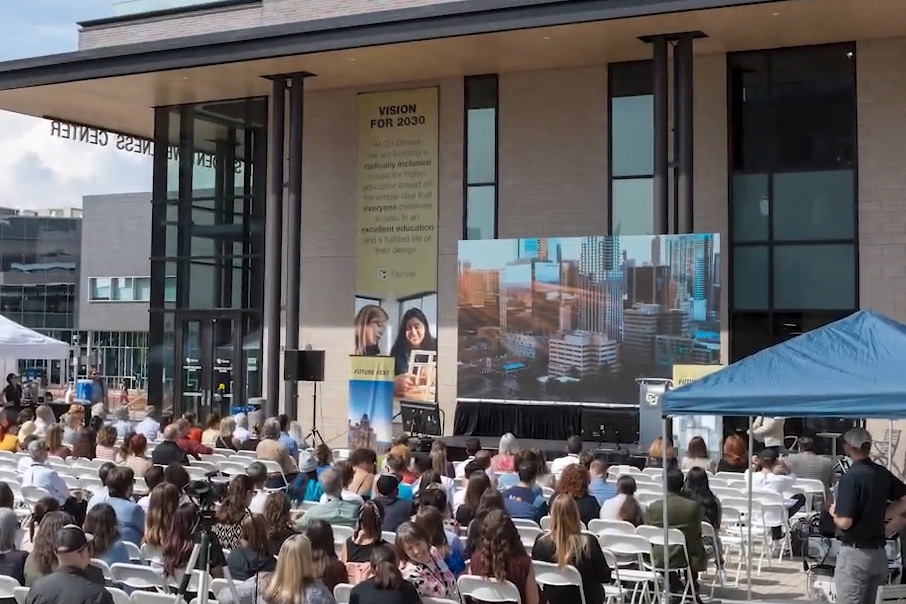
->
[304,381,325,446]
[175,509,240,604]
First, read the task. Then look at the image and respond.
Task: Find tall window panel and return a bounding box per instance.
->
[463,75,498,240]
[609,61,654,235]
[728,44,858,363]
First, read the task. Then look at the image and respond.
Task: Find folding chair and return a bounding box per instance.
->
[599,531,660,604]
[106,587,131,604]
[0,577,19,600]
[533,560,587,604]
[645,528,699,604]
[110,562,169,592]
[123,541,145,563]
[12,587,28,604]
[516,525,544,553]
[333,583,353,604]
[457,575,522,603]
[588,519,636,536]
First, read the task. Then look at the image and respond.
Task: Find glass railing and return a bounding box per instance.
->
[112,0,228,16]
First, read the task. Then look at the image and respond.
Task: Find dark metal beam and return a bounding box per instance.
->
[676,35,695,234]
[263,76,285,419]
[652,38,669,236]
[283,73,305,419]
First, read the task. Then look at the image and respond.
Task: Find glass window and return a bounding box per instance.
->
[90,278,111,301]
[772,170,854,241]
[730,313,773,361]
[611,96,654,177]
[732,246,769,310]
[466,186,496,241]
[112,277,134,301]
[611,178,653,236]
[732,174,769,242]
[164,275,177,304]
[467,108,496,184]
[773,244,855,310]
[135,278,152,301]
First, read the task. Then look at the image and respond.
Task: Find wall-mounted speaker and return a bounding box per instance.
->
[284,349,325,382]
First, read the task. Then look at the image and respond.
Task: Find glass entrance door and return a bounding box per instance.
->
[178,315,238,419]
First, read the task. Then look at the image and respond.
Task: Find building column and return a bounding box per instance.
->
[283,74,306,419]
[652,38,670,236]
[675,35,695,234]
[263,77,286,419]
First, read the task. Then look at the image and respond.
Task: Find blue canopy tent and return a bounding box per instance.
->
[656,310,906,601]
[662,310,906,419]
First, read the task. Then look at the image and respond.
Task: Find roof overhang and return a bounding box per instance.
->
[0,0,902,141]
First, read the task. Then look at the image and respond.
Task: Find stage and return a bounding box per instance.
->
[437,434,645,465]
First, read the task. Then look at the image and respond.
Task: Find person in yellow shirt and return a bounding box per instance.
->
[0,411,17,452]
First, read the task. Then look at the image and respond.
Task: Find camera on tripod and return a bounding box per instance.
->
[185,476,226,511]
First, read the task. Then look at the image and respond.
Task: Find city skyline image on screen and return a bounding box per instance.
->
[456,233,722,404]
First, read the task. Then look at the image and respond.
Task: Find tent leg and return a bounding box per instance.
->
[747,416,754,601]
[662,415,670,604]
[889,419,894,471]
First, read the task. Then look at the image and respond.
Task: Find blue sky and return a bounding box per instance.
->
[0,2,152,210]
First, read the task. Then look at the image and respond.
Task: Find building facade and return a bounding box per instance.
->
[0,0,901,445]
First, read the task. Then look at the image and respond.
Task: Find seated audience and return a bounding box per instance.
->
[490,432,518,473]
[454,438,482,479]
[748,448,806,542]
[256,418,299,487]
[430,440,456,478]
[304,520,349,591]
[182,413,203,442]
[646,469,707,596]
[554,463,601,526]
[349,448,378,499]
[342,500,387,585]
[45,425,70,460]
[104,466,145,544]
[215,417,238,450]
[24,511,74,586]
[143,483,180,561]
[150,424,189,466]
[464,490,505,559]
[534,494,612,604]
[414,507,465,577]
[296,469,360,529]
[233,413,251,444]
[395,521,459,600]
[247,462,269,514]
[163,503,226,578]
[470,510,540,604]
[135,406,160,442]
[332,461,366,505]
[0,483,12,510]
[550,435,584,475]
[33,406,54,436]
[71,428,97,460]
[84,503,130,566]
[176,418,212,459]
[22,439,87,524]
[455,471,491,528]
[263,493,297,556]
[349,544,420,604]
[0,411,17,453]
[385,454,415,501]
[227,513,277,581]
[276,414,300,459]
[647,436,679,470]
[786,437,835,496]
[137,466,165,513]
[95,426,118,461]
[121,433,153,478]
[21,498,59,553]
[86,462,116,511]
[0,508,27,586]
[599,475,646,526]
[681,436,715,473]
[717,433,750,473]
[213,475,255,550]
[111,406,134,440]
[588,459,617,505]
[373,475,413,534]
[25,525,108,604]
[313,444,333,477]
[200,413,221,444]
[683,467,722,530]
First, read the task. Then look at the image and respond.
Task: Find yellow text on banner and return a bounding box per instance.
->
[672,364,722,387]
[356,87,439,300]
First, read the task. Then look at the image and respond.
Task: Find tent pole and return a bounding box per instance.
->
[889,419,894,471]
[747,416,754,601]
[662,415,670,604]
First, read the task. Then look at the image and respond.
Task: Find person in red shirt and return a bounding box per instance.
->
[175,418,212,460]
[183,413,204,442]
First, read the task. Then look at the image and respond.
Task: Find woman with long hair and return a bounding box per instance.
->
[121,433,153,477]
[0,410,17,452]
[348,448,377,499]
[681,436,714,473]
[0,508,26,586]
[430,440,456,478]
[464,489,505,558]
[71,428,96,460]
[213,475,254,550]
[304,519,348,591]
[390,307,436,396]
[718,433,750,473]
[533,495,612,604]
[414,507,465,577]
[23,511,73,586]
[342,500,386,585]
[21,498,59,553]
[528,448,555,489]
[554,464,601,526]
[599,475,645,526]
[45,425,70,459]
[646,436,678,470]
[354,304,389,356]
[394,521,459,600]
[469,511,540,604]
[682,467,722,529]
[313,444,333,478]
[84,503,129,566]
[349,544,420,604]
[263,493,297,556]
[227,513,277,581]
[95,426,119,461]
[490,432,518,473]
[0,482,13,510]
[216,417,238,450]
[144,483,180,558]
[454,470,491,527]
[201,413,221,444]
[33,405,54,436]
[162,503,225,578]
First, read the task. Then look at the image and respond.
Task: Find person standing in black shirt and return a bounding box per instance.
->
[831,428,906,604]
[2,375,21,408]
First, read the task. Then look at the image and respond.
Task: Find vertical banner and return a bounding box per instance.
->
[348,356,395,450]
[353,88,440,422]
[672,364,723,458]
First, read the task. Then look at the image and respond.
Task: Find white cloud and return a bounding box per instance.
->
[0,111,152,210]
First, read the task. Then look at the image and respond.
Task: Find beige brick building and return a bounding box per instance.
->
[0,0,903,459]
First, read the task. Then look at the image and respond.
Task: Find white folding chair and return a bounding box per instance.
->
[213,448,235,457]
[131,593,180,604]
[217,461,250,476]
[516,525,543,553]
[189,460,217,473]
[209,578,230,598]
[333,525,354,554]
[700,522,724,597]
[598,532,659,603]
[510,518,540,530]
[381,531,396,544]
[333,582,353,604]
[588,519,636,535]
[423,598,462,604]
[0,576,19,599]
[260,460,288,487]
[123,541,144,563]
[876,584,906,604]
[80,476,104,494]
[599,549,627,604]
[200,454,229,464]
[12,586,28,604]
[62,474,81,491]
[795,478,827,513]
[635,492,662,507]
[106,587,131,604]
[110,562,168,592]
[91,559,113,581]
[133,477,149,496]
[646,528,699,604]
[457,575,522,603]
[532,560,587,604]
[21,485,50,510]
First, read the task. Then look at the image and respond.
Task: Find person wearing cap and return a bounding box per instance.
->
[24,524,111,604]
[831,427,906,604]
[373,474,413,533]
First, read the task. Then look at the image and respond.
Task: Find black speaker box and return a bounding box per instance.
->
[284,349,325,382]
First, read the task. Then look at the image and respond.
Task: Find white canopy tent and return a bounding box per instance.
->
[0,314,70,384]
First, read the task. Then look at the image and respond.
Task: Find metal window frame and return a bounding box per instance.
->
[462,74,499,240]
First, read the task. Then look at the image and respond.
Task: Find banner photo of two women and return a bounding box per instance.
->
[350,87,439,451]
